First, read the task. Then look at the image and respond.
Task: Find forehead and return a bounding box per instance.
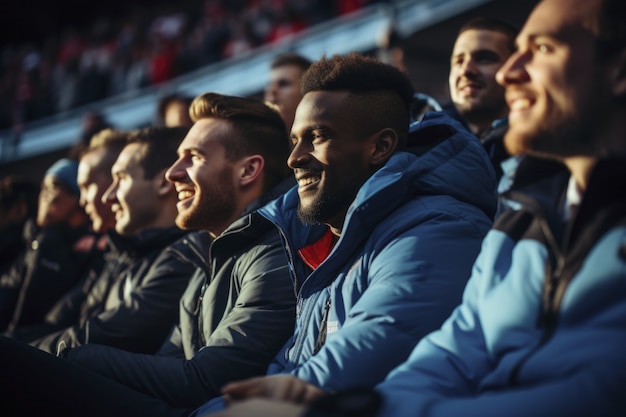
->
[113,142,143,173]
[40,175,71,195]
[78,149,107,179]
[42,174,63,187]
[520,0,599,43]
[452,29,512,56]
[180,118,230,153]
[293,91,352,128]
[270,65,304,82]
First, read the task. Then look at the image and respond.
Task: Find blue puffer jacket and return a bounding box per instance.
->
[376,157,626,417]
[256,112,496,391]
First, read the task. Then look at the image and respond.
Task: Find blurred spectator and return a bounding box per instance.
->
[0,176,38,276]
[29,127,198,355]
[264,52,311,131]
[0,0,358,132]
[68,111,113,158]
[8,128,129,343]
[0,158,102,334]
[156,93,194,127]
[376,26,407,74]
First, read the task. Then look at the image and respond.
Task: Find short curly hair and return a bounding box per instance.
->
[300,53,415,149]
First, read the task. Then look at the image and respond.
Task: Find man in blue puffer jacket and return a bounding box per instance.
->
[193,52,496,414]
[210,1,626,416]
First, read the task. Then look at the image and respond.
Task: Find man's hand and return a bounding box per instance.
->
[222,374,325,404]
[207,398,307,417]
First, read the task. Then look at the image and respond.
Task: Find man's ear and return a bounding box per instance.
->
[610,49,626,98]
[369,128,398,167]
[238,155,265,187]
[155,169,174,197]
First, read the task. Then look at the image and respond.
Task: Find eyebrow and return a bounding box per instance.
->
[291,125,331,138]
[178,146,205,156]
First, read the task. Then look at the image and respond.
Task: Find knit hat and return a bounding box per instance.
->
[45,158,80,196]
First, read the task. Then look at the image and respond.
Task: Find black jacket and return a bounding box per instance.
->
[66,178,297,410]
[0,220,103,333]
[31,226,201,354]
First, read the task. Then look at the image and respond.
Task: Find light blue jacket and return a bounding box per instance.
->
[376,158,626,417]
[191,112,496,415]
[258,112,495,390]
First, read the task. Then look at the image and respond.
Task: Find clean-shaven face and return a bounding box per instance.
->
[36,175,80,228]
[103,142,159,236]
[78,149,115,233]
[265,65,305,130]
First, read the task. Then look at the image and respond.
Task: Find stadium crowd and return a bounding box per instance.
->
[0,0,625,416]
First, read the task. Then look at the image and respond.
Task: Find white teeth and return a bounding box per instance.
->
[178,191,194,200]
[298,177,319,187]
[510,99,531,111]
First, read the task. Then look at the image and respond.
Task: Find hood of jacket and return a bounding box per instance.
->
[259,111,496,289]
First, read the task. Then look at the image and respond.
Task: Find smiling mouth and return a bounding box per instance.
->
[509,98,531,111]
[177,190,194,201]
[458,82,481,92]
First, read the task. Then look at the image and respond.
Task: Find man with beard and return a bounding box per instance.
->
[193,52,496,415]
[0,93,296,417]
[210,0,626,416]
[448,17,516,139]
[447,17,525,207]
[447,17,563,217]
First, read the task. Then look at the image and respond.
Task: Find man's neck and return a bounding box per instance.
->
[563,156,597,192]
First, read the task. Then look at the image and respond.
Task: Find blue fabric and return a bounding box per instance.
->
[192,112,496,416]
[258,112,496,390]
[45,158,79,195]
[375,159,626,417]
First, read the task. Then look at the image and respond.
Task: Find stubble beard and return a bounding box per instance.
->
[176,168,236,232]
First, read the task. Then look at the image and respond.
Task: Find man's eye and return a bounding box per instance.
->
[536,44,551,53]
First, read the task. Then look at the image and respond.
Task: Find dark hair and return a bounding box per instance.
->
[127,127,189,179]
[270,53,312,72]
[190,92,291,191]
[594,0,626,58]
[458,17,518,54]
[0,176,38,219]
[156,93,194,126]
[300,53,415,149]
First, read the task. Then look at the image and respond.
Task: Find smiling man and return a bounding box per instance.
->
[0,94,298,417]
[76,129,128,235]
[446,17,524,198]
[220,1,626,416]
[193,52,496,416]
[25,126,202,355]
[7,129,129,342]
[448,17,516,138]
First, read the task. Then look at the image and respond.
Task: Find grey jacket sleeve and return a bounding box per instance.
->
[66,242,295,409]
